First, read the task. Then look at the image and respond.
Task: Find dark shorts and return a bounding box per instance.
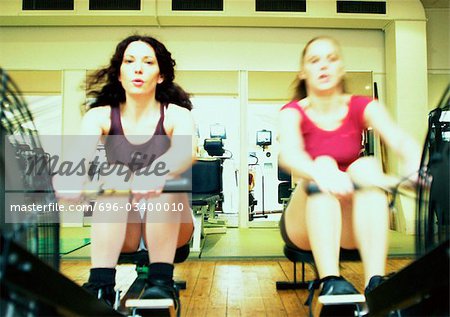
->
[279,210,302,250]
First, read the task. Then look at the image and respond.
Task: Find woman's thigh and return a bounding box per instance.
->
[282,181,358,250]
[341,157,388,249]
[347,156,386,187]
[281,180,311,250]
[142,193,194,248]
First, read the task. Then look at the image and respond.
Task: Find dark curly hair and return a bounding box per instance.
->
[86,35,192,110]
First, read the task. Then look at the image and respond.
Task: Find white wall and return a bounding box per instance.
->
[425,8,450,109]
[0,26,384,73]
[426,8,450,72]
[0,25,385,227]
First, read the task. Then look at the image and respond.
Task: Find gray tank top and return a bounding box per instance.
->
[104,104,171,172]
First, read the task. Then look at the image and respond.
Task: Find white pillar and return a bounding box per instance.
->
[62,70,85,136]
[61,70,85,226]
[239,70,249,228]
[385,20,428,233]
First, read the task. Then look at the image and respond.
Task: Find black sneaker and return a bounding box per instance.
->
[142,279,180,316]
[319,276,359,296]
[365,275,385,296]
[82,282,117,307]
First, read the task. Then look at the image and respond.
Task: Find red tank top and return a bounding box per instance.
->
[281,96,372,171]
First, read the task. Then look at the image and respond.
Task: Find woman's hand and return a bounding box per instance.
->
[347,157,417,193]
[396,171,421,193]
[130,167,167,203]
[311,156,354,197]
[52,174,90,213]
[99,163,132,194]
[52,173,84,202]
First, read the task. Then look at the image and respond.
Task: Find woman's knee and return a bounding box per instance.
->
[348,157,382,176]
[314,155,339,170]
[355,189,388,208]
[347,157,384,184]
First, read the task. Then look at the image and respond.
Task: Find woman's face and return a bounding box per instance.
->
[301,39,345,94]
[119,41,163,97]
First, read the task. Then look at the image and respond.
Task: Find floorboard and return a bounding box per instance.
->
[61,258,412,316]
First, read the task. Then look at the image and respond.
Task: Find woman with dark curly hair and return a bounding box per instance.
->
[86,35,192,111]
[55,35,196,313]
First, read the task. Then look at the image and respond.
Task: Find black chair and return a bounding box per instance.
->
[191,158,223,209]
[191,158,225,251]
[278,164,291,183]
[278,182,292,206]
[276,245,360,290]
[278,165,292,207]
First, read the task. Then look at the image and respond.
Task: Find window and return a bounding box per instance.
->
[337,1,386,14]
[89,0,141,10]
[255,0,306,12]
[172,0,223,11]
[22,0,74,10]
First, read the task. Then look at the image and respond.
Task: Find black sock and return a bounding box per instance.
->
[88,268,116,286]
[148,262,174,282]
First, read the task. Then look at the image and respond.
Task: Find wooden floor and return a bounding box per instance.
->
[61,258,412,317]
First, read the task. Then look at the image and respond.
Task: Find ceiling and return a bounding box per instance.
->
[420,0,450,8]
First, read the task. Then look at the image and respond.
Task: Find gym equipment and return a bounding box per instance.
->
[366,240,449,317]
[276,245,360,291]
[365,85,450,316]
[315,294,367,317]
[0,68,59,270]
[191,158,225,253]
[1,233,123,317]
[117,238,190,317]
[248,152,269,220]
[203,138,224,156]
[416,84,450,256]
[256,129,272,148]
[277,164,292,209]
[248,153,261,221]
[248,169,257,219]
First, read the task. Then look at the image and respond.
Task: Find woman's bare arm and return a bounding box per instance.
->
[364,100,421,177]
